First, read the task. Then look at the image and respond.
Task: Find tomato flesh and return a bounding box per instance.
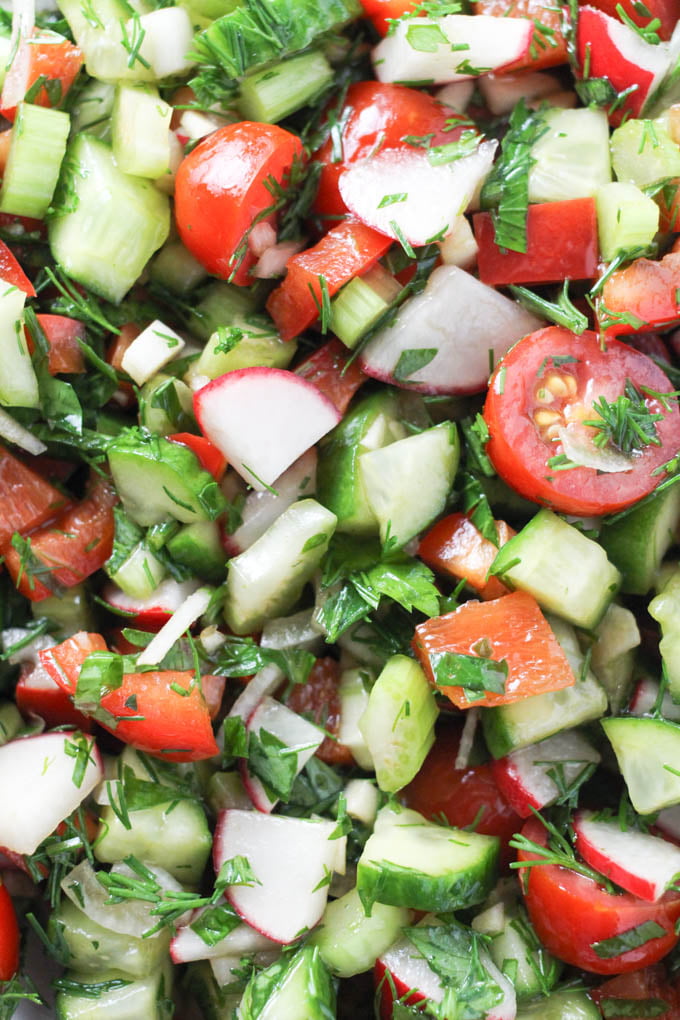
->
[174,122,305,285]
[0,445,68,553]
[418,512,514,601]
[473,0,568,70]
[294,338,368,415]
[412,590,576,709]
[518,816,680,974]
[483,326,680,516]
[402,723,522,869]
[285,657,354,766]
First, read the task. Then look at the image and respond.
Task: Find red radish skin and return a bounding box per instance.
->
[573,810,680,902]
[101,579,202,630]
[491,731,600,818]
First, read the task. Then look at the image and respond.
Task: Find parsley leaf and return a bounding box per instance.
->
[429,648,508,700]
[591,920,667,959]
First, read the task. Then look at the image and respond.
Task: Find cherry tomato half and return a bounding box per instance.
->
[517,816,680,974]
[401,722,522,868]
[174,122,304,285]
[483,326,680,516]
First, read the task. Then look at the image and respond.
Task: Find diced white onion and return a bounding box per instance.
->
[136,587,213,666]
[120,318,186,386]
[0,407,46,455]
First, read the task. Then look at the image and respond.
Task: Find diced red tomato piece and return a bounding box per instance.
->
[601,251,680,335]
[40,632,108,690]
[473,0,568,70]
[167,433,227,481]
[107,323,141,372]
[0,884,19,981]
[518,816,680,974]
[418,513,515,601]
[0,445,68,553]
[294,338,367,415]
[401,722,522,869]
[312,82,466,218]
[174,122,305,286]
[0,30,83,122]
[587,0,680,40]
[591,965,680,1018]
[358,0,418,34]
[24,314,86,375]
[266,218,392,341]
[412,590,576,709]
[15,662,93,731]
[285,657,354,766]
[0,239,36,297]
[5,479,117,601]
[474,198,599,286]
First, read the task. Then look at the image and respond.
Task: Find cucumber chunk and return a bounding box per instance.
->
[649,565,680,700]
[49,134,170,304]
[359,421,459,547]
[55,962,173,1020]
[107,430,226,526]
[224,498,337,634]
[357,805,498,915]
[310,887,409,978]
[600,482,680,595]
[528,107,611,203]
[236,945,335,1020]
[490,509,621,629]
[358,654,437,792]
[0,102,70,218]
[602,716,680,814]
[516,988,599,1019]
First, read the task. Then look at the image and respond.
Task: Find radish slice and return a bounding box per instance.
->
[223,449,317,556]
[491,730,601,818]
[656,804,680,842]
[574,809,680,901]
[373,14,533,86]
[212,809,339,944]
[170,910,277,964]
[338,142,496,248]
[102,578,201,627]
[0,732,102,855]
[359,264,542,395]
[136,586,213,666]
[194,368,341,491]
[629,676,680,721]
[241,696,324,812]
[228,664,284,723]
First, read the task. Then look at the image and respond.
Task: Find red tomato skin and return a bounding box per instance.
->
[294,338,367,415]
[474,199,599,286]
[266,218,392,340]
[359,0,418,34]
[401,723,522,869]
[0,445,68,553]
[167,433,227,481]
[518,817,680,974]
[5,479,117,601]
[40,632,108,690]
[312,82,469,218]
[15,665,93,731]
[483,326,680,516]
[0,884,19,981]
[601,252,680,335]
[473,0,568,70]
[0,239,35,296]
[412,591,576,709]
[25,314,87,374]
[285,657,354,766]
[591,965,680,1018]
[174,122,305,285]
[0,32,83,121]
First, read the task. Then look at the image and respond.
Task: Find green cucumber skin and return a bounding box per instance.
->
[357,853,497,916]
[600,483,680,595]
[516,988,599,1020]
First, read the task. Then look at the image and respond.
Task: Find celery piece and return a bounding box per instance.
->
[57,0,157,83]
[611,117,680,189]
[330,265,400,349]
[48,134,170,304]
[528,106,611,203]
[0,103,70,219]
[112,84,172,178]
[238,50,333,123]
[192,0,361,79]
[595,181,659,261]
[0,284,39,409]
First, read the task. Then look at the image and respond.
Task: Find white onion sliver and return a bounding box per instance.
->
[136,586,213,666]
[0,407,46,456]
[61,860,183,937]
[557,424,634,473]
[454,708,479,770]
[228,664,284,721]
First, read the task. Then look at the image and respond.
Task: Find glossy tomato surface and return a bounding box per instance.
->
[174,122,304,284]
[483,326,680,516]
[0,884,19,981]
[517,817,680,974]
[402,723,522,868]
